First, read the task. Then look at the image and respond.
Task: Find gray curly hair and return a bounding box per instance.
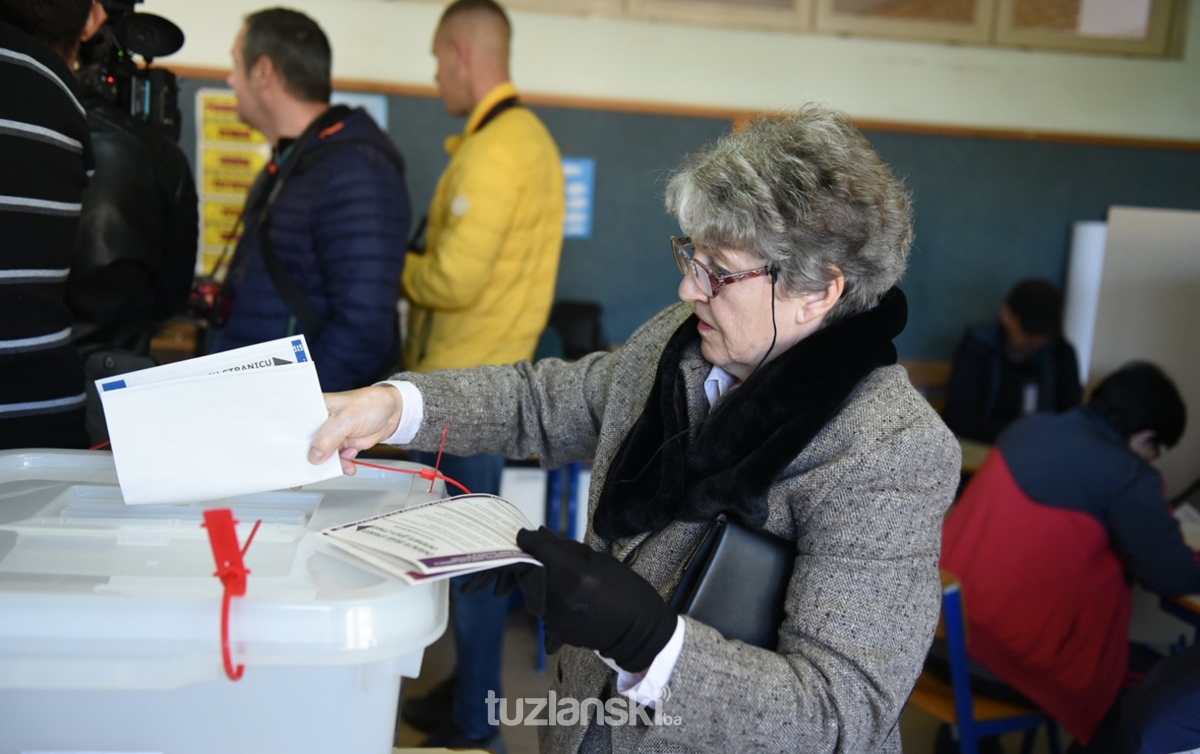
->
[665,104,913,323]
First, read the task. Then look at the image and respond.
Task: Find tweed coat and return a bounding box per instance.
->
[404,301,961,753]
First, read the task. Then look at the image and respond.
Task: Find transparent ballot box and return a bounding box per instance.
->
[0,449,447,754]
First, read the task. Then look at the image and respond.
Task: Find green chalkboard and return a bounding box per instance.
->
[178,77,1200,359]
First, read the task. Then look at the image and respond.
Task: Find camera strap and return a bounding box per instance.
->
[472,95,519,133]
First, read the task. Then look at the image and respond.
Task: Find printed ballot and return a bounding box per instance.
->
[321,493,539,584]
[1176,502,1200,551]
[97,335,343,505]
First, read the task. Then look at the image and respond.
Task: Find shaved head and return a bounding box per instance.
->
[432,0,513,115]
[438,0,510,65]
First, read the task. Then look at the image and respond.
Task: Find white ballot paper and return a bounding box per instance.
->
[1175,502,1200,552]
[321,493,540,584]
[97,335,342,505]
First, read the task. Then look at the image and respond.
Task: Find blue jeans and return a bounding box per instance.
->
[411,450,507,739]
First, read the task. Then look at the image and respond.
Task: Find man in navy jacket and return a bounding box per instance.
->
[212,8,410,391]
[945,279,1082,443]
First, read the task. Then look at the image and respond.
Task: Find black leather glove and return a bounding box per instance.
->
[515,526,677,673]
[461,563,566,657]
[460,563,535,599]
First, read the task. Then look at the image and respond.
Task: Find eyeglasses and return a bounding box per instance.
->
[671,236,773,298]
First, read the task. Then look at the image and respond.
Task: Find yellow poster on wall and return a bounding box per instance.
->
[194,88,270,278]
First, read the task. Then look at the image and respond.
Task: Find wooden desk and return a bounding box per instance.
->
[149,318,200,364]
[958,437,991,475]
[1160,594,1200,643]
[900,359,951,415]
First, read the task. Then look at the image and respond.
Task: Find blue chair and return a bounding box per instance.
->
[532,461,587,672]
[908,570,1062,754]
[530,303,605,671]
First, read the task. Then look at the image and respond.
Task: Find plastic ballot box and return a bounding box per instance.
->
[0,449,448,754]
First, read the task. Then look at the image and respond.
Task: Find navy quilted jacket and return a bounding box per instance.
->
[212,108,411,391]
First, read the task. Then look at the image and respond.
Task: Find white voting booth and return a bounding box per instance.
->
[1065,206,1200,648]
[0,449,448,754]
[1066,207,1200,497]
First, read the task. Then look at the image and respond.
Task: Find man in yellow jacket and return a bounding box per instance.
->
[404,2,564,374]
[399,1,565,751]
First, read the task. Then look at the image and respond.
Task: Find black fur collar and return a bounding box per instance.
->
[593,287,908,540]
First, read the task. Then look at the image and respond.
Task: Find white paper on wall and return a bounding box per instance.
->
[1063,220,1108,386]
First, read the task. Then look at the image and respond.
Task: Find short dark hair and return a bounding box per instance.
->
[1005,278,1063,336]
[1089,362,1186,448]
[439,0,511,35]
[242,8,331,104]
[0,0,93,55]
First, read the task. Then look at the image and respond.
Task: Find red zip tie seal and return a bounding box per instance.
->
[430,422,451,493]
[202,508,262,681]
[352,422,471,496]
[351,460,472,496]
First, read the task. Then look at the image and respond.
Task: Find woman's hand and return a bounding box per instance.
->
[308,386,404,475]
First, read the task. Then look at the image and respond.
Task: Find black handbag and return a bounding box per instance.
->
[669,514,795,650]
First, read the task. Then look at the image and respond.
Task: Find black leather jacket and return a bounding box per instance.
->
[67,100,198,356]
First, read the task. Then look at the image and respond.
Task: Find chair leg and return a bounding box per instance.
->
[1046,720,1062,754]
[1020,728,1036,754]
[565,462,581,540]
[536,618,546,672]
[956,725,980,754]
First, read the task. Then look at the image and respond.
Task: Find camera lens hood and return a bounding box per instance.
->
[116,12,184,60]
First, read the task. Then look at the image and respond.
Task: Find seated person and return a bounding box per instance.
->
[1119,641,1200,754]
[941,362,1200,749]
[944,278,1082,443]
[310,105,962,752]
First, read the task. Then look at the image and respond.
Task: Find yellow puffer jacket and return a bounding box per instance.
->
[403,83,565,372]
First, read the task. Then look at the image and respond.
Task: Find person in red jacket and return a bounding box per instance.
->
[941,361,1200,749]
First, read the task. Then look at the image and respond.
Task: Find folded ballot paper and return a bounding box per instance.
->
[321,494,539,584]
[97,335,343,505]
[1176,503,1200,551]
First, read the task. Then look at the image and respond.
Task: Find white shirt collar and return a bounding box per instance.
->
[703,365,737,409]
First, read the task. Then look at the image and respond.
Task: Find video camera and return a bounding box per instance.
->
[77,0,185,141]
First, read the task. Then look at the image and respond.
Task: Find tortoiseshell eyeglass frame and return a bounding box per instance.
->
[671,236,773,298]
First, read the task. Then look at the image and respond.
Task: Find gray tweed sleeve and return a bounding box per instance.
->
[397,303,690,469]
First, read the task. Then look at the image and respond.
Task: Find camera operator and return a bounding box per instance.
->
[0,0,107,451]
[67,0,198,443]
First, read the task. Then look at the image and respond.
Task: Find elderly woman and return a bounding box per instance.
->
[309,104,960,753]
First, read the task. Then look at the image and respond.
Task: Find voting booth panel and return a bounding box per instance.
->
[0,450,448,754]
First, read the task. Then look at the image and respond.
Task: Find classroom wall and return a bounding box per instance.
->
[152,0,1200,141]
[177,72,1200,357]
[164,0,1200,358]
[178,77,732,347]
[863,131,1200,359]
[1089,207,1200,495]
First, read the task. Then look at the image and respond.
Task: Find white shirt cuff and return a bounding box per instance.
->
[376,381,423,445]
[615,616,686,707]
